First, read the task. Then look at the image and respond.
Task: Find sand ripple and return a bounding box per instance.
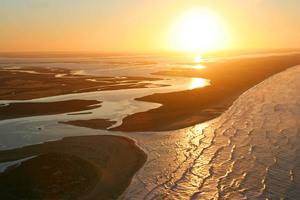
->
[125,65,300,199]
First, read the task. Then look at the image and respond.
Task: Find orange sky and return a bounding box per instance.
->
[0,0,299,53]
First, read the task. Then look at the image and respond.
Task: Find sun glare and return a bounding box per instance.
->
[191,65,205,69]
[189,78,210,89]
[169,10,225,52]
[193,55,203,63]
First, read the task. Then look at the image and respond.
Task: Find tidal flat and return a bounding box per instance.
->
[0,51,300,199]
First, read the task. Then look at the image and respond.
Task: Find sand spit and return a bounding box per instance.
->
[0,135,147,200]
[0,99,101,120]
[114,54,300,131]
[59,118,116,130]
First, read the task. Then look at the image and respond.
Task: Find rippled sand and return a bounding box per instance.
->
[125,65,300,199]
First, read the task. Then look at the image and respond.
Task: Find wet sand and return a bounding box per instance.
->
[123,65,300,199]
[59,118,116,130]
[113,54,300,131]
[0,135,147,200]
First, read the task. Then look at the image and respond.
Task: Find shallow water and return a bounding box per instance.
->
[124,65,300,199]
[0,55,210,130]
[0,55,201,77]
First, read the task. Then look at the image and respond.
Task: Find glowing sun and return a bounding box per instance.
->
[170,10,224,52]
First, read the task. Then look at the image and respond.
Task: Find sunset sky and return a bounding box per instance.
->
[0,0,299,53]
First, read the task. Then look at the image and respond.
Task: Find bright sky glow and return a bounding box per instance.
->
[170,10,224,52]
[0,0,299,52]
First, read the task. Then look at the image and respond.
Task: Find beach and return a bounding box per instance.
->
[115,54,300,131]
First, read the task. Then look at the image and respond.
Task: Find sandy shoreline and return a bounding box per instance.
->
[113,54,300,131]
[2,54,299,132]
[0,135,147,200]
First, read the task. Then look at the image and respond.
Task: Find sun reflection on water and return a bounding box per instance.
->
[189,78,210,89]
[184,64,205,69]
[192,65,205,69]
[193,55,203,63]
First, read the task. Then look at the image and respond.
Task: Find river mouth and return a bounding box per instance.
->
[0,53,300,199]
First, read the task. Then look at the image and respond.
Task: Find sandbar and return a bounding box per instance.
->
[0,135,147,200]
[0,66,165,122]
[112,54,300,131]
[0,66,164,100]
[60,118,116,130]
[0,99,101,120]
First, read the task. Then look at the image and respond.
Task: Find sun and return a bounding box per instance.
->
[169,10,224,52]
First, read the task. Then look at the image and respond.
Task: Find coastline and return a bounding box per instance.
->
[122,64,300,199]
[0,53,299,199]
[2,54,299,132]
[113,54,300,131]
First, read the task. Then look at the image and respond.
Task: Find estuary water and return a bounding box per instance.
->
[0,54,210,137]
